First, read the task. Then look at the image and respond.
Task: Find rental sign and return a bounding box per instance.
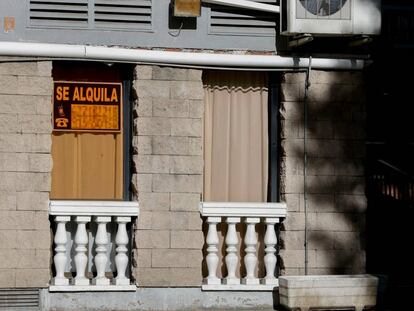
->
[53,81,122,132]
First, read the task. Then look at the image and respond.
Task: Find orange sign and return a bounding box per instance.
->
[53,81,122,132]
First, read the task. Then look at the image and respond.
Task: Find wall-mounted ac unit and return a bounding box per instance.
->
[281,0,381,36]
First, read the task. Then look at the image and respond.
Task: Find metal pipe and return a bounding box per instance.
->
[0,42,365,70]
[203,0,280,13]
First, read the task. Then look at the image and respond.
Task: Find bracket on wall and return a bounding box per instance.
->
[288,34,314,48]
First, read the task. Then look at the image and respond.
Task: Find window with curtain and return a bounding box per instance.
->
[203,71,269,202]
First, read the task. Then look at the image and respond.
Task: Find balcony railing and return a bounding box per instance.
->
[49,200,139,291]
[199,202,287,291]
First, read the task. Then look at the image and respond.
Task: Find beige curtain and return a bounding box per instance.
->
[204,71,268,202]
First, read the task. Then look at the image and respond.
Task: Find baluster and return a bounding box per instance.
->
[205,216,221,285]
[242,217,260,285]
[263,217,279,285]
[114,216,131,285]
[73,216,91,286]
[52,216,70,286]
[92,216,111,286]
[224,217,240,285]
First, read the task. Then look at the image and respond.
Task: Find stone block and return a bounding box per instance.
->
[335,194,366,213]
[188,137,203,155]
[152,67,188,81]
[283,174,304,194]
[137,211,152,230]
[16,249,50,269]
[0,153,17,172]
[170,156,203,174]
[0,95,34,114]
[150,211,171,230]
[134,136,152,154]
[18,114,51,134]
[308,230,335,250]
[16,230,51,250]
[188,100,204,118]
[0,191,17,210]
[0,75,18,94]
[135,80,170,98]
[170,230,204,249]
[134,248,151,268]
[133,267,171,286]
[0,172,16,191]
[153,98,189,118]
[17,76,52,96]
[152,249,201,268]
[336,176,365,195]
[138,192,170,211]
[170,193,200,211]
[170,211,202,231]
[311,212,363,232]
[315,250,365,268]
[135,174,153,192]
[169,268,202,286]
[280,101,303,121]
[282,193,300,212]
[0,230,17,249]
[281,83,303,102]
[333,231,363,250]
[152,174,202,193]
[279,249,316,269]
[0,62,39,76]
[0,269,15,287]
[37,62,52,76]
[16,154,52,173]
[0,211,35,230]
[187,212,203,231]
[152,136,188,155]
[135,230,170,249]
[135,97,152,117]
[283,72,306,84]
[335,159,364,176]
[134,65,153,80]
[171,118,202,137]
[302,194,335,213]
[280,230,305,250]
[0,114,19,133]
[280,120,303,139]
[187,69,202,81]
[15,268,50,287]
[281,156,303,176]
[170,81,203,100]
[136,117,171,136]
[34,211,49,230]
[135,155,170,174]
[16,172,50,192]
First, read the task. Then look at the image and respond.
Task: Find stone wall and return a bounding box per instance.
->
[0,61,53,287]
[131,66,204,286]
[279,71,367,275]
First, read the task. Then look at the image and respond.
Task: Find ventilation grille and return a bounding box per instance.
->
[29,0,152,31]
[0,288,39,310]
[29,0,88,28]
[94,0,152,30]
[209,0,277,36]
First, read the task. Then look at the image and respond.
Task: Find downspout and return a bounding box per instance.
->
[304,57,312,275]
[0,42,365,70]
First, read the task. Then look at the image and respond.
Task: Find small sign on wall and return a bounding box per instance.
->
[53,81,122,132]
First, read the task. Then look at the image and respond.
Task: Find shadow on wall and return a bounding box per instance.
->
[278,70,368,276]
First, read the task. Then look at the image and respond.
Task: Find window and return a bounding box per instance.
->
[50,62,132,200]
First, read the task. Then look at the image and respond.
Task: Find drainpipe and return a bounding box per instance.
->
[0,42,365,70]
[202,0,280,13]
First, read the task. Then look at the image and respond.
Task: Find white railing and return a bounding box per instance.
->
[49,200,139,291]
[199,202,287,291]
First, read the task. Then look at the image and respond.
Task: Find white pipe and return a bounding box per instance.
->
[203,0,279,13]
[0,41,365,70]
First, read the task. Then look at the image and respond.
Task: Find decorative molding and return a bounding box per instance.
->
[49,200,139,217]
[199,202,287,218]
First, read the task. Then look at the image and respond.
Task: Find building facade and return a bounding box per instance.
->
[0,0,392,310]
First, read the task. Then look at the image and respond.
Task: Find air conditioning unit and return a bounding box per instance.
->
[281,0,381,36]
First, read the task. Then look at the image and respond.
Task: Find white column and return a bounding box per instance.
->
[52,216,70,286]
[92,216,111,286]
[224,217,240,285]
[242,217,260,285]
[114,216,131,285]
[205,216,221,285]
[263,217,279,285]
[73,216,91,286]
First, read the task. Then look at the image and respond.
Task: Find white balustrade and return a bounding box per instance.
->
[199,202,287,291]
[48,200,139,292]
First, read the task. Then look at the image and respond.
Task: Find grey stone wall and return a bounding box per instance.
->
[279,71,367,275]
[131,66,204,286]
[0,61,53,287]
